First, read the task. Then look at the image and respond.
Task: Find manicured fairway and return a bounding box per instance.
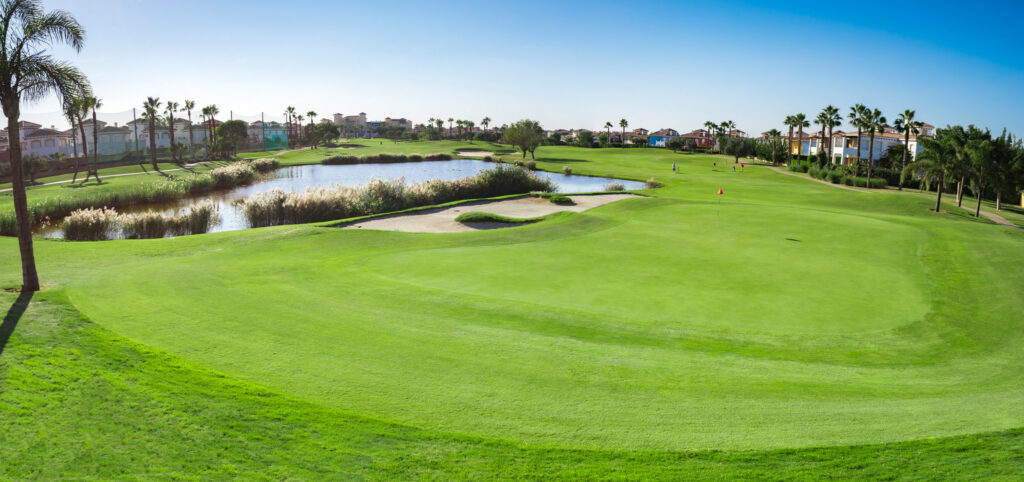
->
[2,143,1023,477]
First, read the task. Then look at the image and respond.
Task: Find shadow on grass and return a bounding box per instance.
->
[0,291,32,358]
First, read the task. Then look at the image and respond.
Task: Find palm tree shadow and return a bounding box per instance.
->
[0,291,33,358]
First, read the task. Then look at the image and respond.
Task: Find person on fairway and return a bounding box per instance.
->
[672,162,676,172]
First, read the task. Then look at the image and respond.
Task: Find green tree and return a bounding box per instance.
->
[312,122,340,147]
[862,108,886,187]
[822,105,842,163]
[62,94,84,182]
[848,104,868,172]
[665,136,685,152]
[217,119,248,155]
[0,0,90,291]
[481,116,491,132]
[619,119,628,148]
[783,115,796,165]
[598,131,609,147]
[143,97,161,168]
[893,110,922,190]
[907,128,958,213]
[766,129,783,165]
[502,119,544,159]
[576,130,594,147]
[206,104,220,157]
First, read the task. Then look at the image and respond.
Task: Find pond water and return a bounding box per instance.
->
[39,159,643,238]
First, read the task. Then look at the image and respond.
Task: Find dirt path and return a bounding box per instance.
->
[0,163,214,193]
[341,194,639,233]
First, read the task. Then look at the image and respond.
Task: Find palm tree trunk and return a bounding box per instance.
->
[828,126,834,164]
[957,178,964,207]
[168,114,175,163]
[91,110,101,181]
[787,128,793,165]
[70,120,79,183]
[935,176,944,213]
[866,134,875,188]
[5,114,40,291]
[975,183,984,217]
[78,119,89,181]
[187,114,194,162]
[149,119,158,170]
[855,128,862,172]
[899,132,909,190]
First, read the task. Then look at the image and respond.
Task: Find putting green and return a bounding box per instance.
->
[47,149,1023,453]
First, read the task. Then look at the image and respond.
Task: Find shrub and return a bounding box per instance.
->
[827,170,842,184]
[604,182,625,192]
[869,177,887,189]
[645,177,661,188]
[514,160,525,168]
[526,161,536,170]
[454,211,543,224]
[60,207,120,241]
[238,165,556,228]
[562,166,572,175]
[548,193,572,204]
[483,156,494,162]
[247,158,279,173]
[209,163,257,188]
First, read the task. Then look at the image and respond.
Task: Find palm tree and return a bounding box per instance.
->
[307,110,317,145]
[822,105,841,164]
[165,101,179,163]
[448,117,454,137]
[465,120,475,141]
[76,96,90,179]
[143,97,161,169]
[862,108,886,187]
[89,97,103,178]
[767,128,782,165]
[604,121,613,142]
[968,136,995,217]
[482,116,491,132]
[848,104,867,171]
[62,96,82,182]
[285,106,297,143]
[207,104,219,157]
[793,114,809,165]
[814,109,832,165]
[435,118,444,133]
[456,119,464,139]
[0,1,89,290]
[721,120,736,137]
[893,110,922,191]
[296,114,304,141]
[620,119,628,147]
[184,100,196,159]
[783,115,796,165]
[909,130,957,213]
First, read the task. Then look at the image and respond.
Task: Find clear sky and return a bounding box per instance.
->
[15,0,1024,135]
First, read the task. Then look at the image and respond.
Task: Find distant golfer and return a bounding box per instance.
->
[713,162,717,169]
[672,162,677,172]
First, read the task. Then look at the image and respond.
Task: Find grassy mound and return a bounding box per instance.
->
[454,211,547,224]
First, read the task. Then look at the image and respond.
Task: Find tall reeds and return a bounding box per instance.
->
[321,153,453,165]
[61,200,219,241]
[238,165,555,228]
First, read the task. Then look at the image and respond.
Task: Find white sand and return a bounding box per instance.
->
[341,194,639,233]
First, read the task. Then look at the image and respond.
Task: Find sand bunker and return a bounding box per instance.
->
[454,150,496,157]
[340,194,638,233]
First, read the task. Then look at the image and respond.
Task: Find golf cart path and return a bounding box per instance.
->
[341,193,639,233]
[0,164,211,193]
[764,165,1020,228]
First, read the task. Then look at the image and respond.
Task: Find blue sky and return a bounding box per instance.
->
[20,0,1024,135]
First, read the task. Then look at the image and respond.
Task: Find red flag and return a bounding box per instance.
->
[718,188,723,195]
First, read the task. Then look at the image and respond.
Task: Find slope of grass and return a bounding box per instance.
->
[454,211,549,223]
[2,142,1023,477]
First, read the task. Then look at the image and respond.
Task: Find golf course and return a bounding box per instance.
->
[2,140,1023,479]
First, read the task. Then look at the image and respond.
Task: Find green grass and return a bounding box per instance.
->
[454,211,550,224]
[2,141,1023,478]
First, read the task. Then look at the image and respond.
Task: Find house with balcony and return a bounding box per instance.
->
[21,127,74,159]
[680,128,714,148]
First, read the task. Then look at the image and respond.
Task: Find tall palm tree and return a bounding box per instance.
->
[815,109,830,165]
[968,136,995,217]
[447,117,454,137]
[909,130,957,212]
[465,120,475,141]
[482,116,491,132]
[76,96,90,179]
[792,114,809,164]
[767,128,782,165]
[848,104,867,170]
[89,97,103,178]
[620,119,628,147]
[783,115,796,165]
[0,2,89,291]
[62,96,83,182]
[862,108,886,187]
[604,121,613,142]
[296,114,304,141]
[207,104,219,157]
[435,118,444,132]
[183,100,196,158]
[721,120,736,137]
[893,110,922,190]
[165,100,179,163]
[307,110,317,144]
[456,119,464,139]
[143,97,161,169]
[285,106,297,142]
[822,105,841,164]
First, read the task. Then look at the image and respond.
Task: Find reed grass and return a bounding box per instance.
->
[60,207,121,241]
[239,165,555,228]
[62,200,220,240]
[604,182,626,192]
